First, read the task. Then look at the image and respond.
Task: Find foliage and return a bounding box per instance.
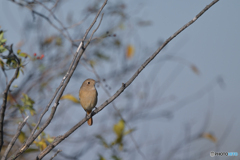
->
[96,119,135,160]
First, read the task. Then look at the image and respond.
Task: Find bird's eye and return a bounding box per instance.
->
[88,82,90,84]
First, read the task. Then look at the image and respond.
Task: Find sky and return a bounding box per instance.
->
[1,0,240,159]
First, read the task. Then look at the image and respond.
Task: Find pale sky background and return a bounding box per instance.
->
[0,0,240,160]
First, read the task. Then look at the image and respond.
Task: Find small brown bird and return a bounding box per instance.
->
[79,79,98,126]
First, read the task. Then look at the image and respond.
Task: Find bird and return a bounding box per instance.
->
[79,79,98,126]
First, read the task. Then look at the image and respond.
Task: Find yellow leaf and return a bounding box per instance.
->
[113,120,125,137]
[202,133,217,143]
[0,58,4,68]
[18,131,26,143]
[38,140,47,151]
[19,52,31,58]
[7,94,15,104]
[61,94,79,103]
[119,23,125,30]
[190,64,200,75]
[89,60,96,67]
[55,37,62,46]
[25,148,39,153]
[46,135,54,143]
[126,45,135,59]
[124,128,135,135]
[17,49,21,54]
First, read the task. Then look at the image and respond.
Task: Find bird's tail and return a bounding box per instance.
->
[86,111,93,126]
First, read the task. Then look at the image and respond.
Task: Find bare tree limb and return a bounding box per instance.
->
[0,45,20,151]
[1,116,29,160]
[34,0,219,159]
[92,66,146,159]
[8,0,108,159]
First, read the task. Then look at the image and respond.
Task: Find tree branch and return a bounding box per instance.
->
[8,0,108,159]
[1,116,29,160]
[34,0,220,159]
[49,149,62,160]
[0,45,20,151]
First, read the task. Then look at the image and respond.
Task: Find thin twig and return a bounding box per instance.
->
[10,0,73,43]
[91,67,146,159]
[50,0,60,11]
[1,67,8,86]
[49,149,62,160]
[35,1,73,42]
[1,116,29,160]
[34,0,219,159]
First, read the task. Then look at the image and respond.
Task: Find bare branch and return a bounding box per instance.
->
[34,0,219,159]
[50,0,60,11]
[10,0,73,43]
[0,67,8,86]
[9,0,108,159]
[0,45,20,151]
[35,0,73,42]
[92,67,146,159]
[1,116,29,160]
[49,149,62,160]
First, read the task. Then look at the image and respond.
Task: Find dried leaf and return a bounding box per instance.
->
[43,36,54,45]
[190,64,200,75]
[126,45,135,59]
[202,133,217,143]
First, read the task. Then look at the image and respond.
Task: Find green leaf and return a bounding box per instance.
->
[0,46,6,53]
[21,93,36,115]
[89,60,96,67]
[19,52,30,58]
[25,148,39,153]
[20,68,24,75]
[98,154,106,160]
[15,104,25,114]
[94,52,110,60]
[0,31,4,40]
[112,155,122,160]
[1,38,6,43]
[96,135,109,148]
[55,37,62,46]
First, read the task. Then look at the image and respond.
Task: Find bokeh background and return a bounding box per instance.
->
[0,0,239,159]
